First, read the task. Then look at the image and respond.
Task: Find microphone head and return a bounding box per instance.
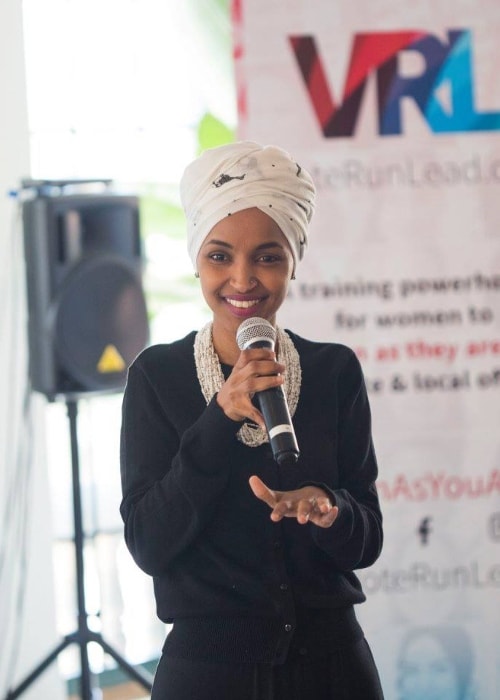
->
[236,317,276,351]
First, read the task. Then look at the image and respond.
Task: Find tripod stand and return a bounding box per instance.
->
[6,398,154,699]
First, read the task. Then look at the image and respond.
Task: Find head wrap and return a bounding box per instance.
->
[180,141,316,269]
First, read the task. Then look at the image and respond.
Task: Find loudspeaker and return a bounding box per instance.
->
[22,193,149,399]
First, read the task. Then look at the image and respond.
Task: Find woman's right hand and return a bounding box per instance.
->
[216,348,285,428]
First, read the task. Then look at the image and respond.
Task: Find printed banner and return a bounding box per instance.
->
[233,1,500,697]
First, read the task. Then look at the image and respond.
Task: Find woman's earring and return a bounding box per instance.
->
[194,272,200,279]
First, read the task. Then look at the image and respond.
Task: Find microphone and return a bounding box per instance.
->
[236,317,299,466]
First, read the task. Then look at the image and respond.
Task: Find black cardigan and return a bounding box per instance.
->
[120,330,383,663]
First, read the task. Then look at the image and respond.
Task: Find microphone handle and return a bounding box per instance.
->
[257,386,299,466]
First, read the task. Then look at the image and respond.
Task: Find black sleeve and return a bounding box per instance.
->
[310,350,383,570]
[119,357,240,576]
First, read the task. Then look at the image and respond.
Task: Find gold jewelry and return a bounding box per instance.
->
[194,322,301,447]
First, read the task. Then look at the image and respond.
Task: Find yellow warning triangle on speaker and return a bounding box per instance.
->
[97,344,126,374]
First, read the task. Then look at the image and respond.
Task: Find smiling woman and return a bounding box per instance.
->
[397,626,477,700]
[119,141,385,700]
[196,209,294,364]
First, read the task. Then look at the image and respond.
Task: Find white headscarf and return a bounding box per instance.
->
[180,141,316,269]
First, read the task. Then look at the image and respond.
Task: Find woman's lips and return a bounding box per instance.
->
[223,296,265,316]
[225,298,261,309]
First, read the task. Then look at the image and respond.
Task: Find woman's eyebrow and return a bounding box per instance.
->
[202,239,232,249]
[255,242,285,251]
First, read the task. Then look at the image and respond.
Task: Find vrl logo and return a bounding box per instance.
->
[289,30,500,136]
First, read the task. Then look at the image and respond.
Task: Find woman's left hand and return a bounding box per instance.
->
[249,475,339,528]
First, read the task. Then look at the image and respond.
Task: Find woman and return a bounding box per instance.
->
[397,626,476,700]
[120,141,384,699]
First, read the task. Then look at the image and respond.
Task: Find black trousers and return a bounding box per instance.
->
[151,638,384,700]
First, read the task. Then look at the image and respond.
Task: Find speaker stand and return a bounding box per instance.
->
[6,398,154,699]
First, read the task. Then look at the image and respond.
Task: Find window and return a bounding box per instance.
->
[22,0,236,682]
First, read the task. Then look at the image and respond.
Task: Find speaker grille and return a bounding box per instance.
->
[23,193,149,399]
[54,256,148,393]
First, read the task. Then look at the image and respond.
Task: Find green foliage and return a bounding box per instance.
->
[197,112,235,154]
[139,194,185,240]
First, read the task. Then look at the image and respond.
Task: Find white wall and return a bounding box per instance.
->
[0,1,65,698]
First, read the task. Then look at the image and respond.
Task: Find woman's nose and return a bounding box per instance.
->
[230,262,257,291]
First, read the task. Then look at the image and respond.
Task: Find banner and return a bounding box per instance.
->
[233,1,500,697]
